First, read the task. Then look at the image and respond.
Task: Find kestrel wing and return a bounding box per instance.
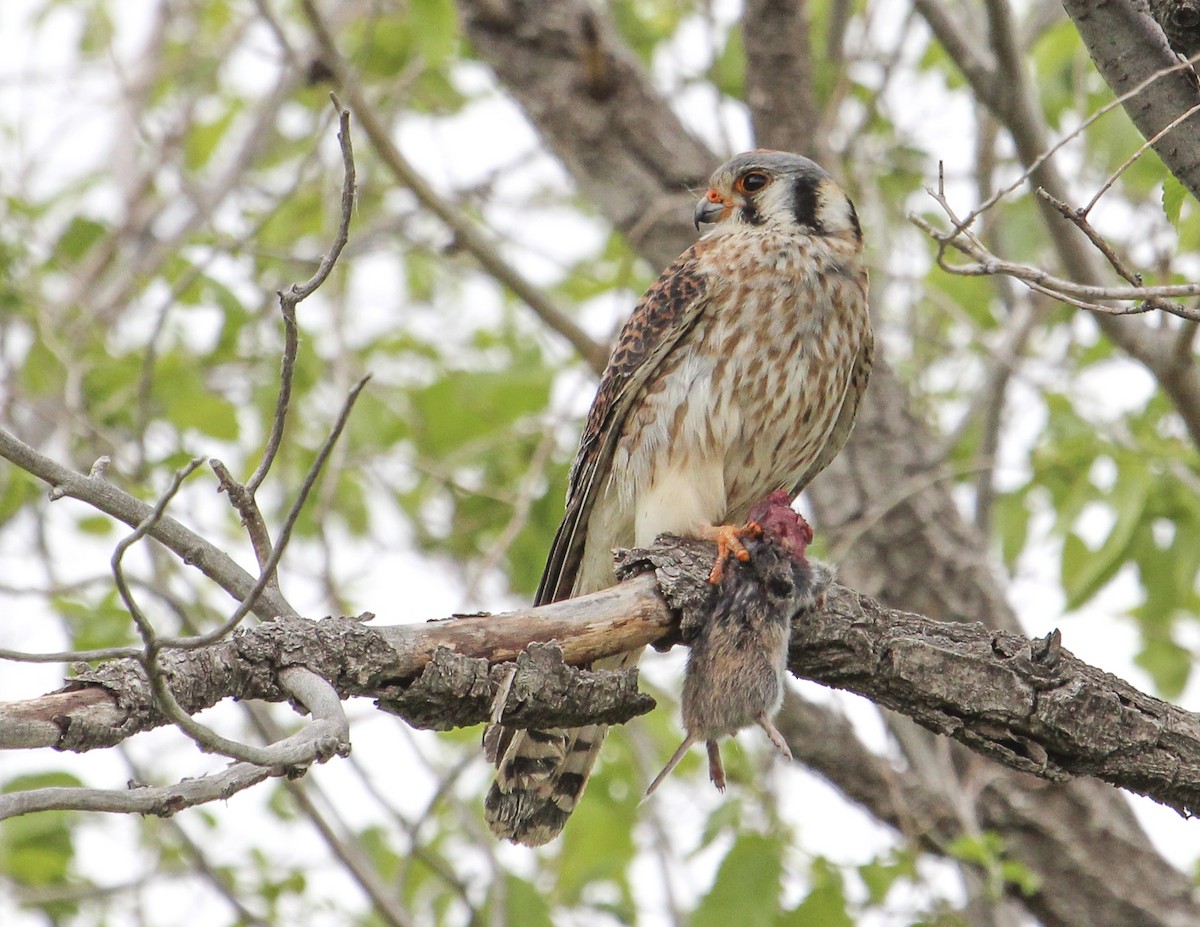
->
[535,244,712,605]
[790,324,874,496]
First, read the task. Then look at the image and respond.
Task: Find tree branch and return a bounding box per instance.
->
[0,427,294,622]
[4,539,1199,821]
[1064,0,1200,202]
[299,0,610,375]
[743,0,825,163]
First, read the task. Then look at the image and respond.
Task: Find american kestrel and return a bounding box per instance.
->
[485,150,873,846]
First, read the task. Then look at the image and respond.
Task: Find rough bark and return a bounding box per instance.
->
[6,539,1200,829]
[742,0,826,164]
[1065,0,1200,201]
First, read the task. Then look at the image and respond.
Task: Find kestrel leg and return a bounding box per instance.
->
[701,521,764,584]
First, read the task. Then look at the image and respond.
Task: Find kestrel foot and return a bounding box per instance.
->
[758,716,793,762]
[706,739,727,791]
[701,521,764,584]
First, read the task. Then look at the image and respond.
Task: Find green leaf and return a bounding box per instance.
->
[1062,472,1149,610]
[858,851,918,905]
[501,874,553,927]
[410,0,459,65]
[947,831,1040,898]
[184,102,241,170]
[708,30,745,99]
[2,771,83,920]
[1163,175,1187,227]
[52,216,106,264]
[993,490,1031,568]
[692,834,784,927]
[166,388,239,440]
[1135,635,1192,699]
[56,590,136,651]
[409,365,553,459]
[781,857,852,927]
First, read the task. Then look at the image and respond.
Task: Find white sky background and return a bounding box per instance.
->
[1,1,1198,925]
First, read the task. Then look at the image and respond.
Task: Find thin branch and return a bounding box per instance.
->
[298,0,610,376]
[211,458,280,593]
[912,0,998,96]
[161,375,370,648]
[0,427,293,620]
[111,458,205,649]
[5,538,1200,820]
[103,464,349,768]
[248,97,356,494]
[0,376,367,668]
[910,206,1200,319]
[923,43,1200,236]
[122,750,273,927]
[1037,189,1148,289]
[1064,0,1200,202]
[462,425,558,603]
[276,771,416,927]
[1083,101,1200,216]
[0,759,274,819]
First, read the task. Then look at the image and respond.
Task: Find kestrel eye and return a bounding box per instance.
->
[738,171,769,193]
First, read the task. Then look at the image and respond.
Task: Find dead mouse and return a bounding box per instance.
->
[645,492,830,796]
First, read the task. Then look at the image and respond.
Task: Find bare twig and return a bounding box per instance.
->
[122,750,272,927]
[916,33,1200,236]
[910,208,1200,319]
[105,459,348,768]
[1082,101,1200,216]
[211,458,279,591]
[298,0,610,375]
[0,427,293,621]
[248,97,356,494]
[161,375,370,649]
[111,458,205,649]
[0,760,275,820]
[1036,189,1148,290]
[0,377,368,666]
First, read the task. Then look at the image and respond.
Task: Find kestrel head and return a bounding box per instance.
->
[694,150,861,243]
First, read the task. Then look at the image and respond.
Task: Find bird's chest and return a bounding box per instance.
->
[614,240,860,519]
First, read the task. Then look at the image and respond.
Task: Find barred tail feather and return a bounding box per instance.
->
[484,724,609,846]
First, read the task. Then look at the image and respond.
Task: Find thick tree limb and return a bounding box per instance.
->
[1064,0,1200,202]
[4,539,1200,823]
[743,0,826,164]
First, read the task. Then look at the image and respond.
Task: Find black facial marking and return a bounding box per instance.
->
[847,197,862,242]
[740,199,765,226]
[791,176,823,233]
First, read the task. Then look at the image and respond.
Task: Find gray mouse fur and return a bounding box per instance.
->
[645,537,831,795]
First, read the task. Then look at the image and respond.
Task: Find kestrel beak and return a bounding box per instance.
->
[694,189,733,229]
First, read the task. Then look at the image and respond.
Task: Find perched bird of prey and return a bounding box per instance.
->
[485,150,873,846]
